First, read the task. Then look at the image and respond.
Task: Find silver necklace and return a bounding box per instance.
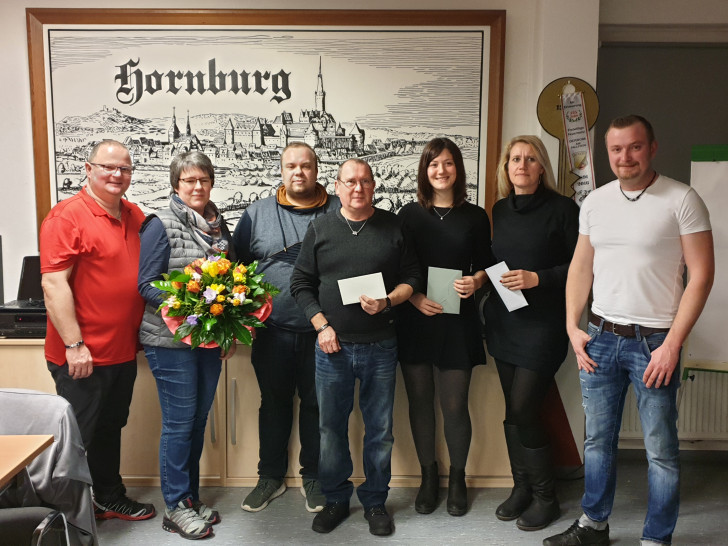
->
[343,216,368,236]
[433,206,454,221]
[619,172,657,202]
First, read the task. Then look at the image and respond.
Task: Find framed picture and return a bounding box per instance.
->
[27,9,505,232]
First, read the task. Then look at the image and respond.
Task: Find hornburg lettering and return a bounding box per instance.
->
[115,58,292,106]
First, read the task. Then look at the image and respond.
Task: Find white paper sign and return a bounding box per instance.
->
[338,272,387,305]
[485,261,528,312]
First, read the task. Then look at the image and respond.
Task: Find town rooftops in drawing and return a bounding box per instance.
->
[114,57,367,165]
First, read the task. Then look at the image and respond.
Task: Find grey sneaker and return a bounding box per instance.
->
[163,498,212,540]
[300,478,325,513]
[241,477,286,512]
[192,500,220,524]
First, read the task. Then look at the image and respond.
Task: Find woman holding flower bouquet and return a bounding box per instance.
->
[138,151,237,540]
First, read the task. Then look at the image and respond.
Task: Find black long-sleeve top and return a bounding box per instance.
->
[290,207,422,343]
[483,185,579,374]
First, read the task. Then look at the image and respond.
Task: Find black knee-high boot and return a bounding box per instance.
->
[447,466,467,516]
[496,423,533,521]
[516,445,560,531]
[415,461,439,514]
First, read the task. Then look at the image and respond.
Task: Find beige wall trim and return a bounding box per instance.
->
[600,24,728,44]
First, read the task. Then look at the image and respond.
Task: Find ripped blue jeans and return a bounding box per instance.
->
[580,321,679,545]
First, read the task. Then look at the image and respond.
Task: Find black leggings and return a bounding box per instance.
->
[495,359,554,449]
[401,363,472,469]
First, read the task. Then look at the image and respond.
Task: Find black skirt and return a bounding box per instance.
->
[396,302,486,369]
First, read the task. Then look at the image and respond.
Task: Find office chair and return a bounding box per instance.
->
[0,389,97,545]
[0,506,69,545]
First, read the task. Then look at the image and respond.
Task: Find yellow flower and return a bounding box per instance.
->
[216,294,225,302]
[202,260,220,277]
[209,283,226,294]
[231,298,241,306]
[172,300,181,310]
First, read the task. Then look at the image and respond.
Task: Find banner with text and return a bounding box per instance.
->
[560,92,595,205]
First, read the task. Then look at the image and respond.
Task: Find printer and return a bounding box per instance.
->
[0,256,47,338]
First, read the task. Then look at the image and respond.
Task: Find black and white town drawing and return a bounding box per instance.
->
[47,29,489,225]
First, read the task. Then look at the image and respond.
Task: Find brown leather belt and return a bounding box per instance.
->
[588,311,670,338]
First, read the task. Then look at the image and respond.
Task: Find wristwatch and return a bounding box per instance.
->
[381,296,392,314]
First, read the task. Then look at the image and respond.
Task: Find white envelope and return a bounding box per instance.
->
[484,261,528,312]
[338,272,387,305]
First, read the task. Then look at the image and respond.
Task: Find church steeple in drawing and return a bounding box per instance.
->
[315,57,326,113]
[168,107,181,143]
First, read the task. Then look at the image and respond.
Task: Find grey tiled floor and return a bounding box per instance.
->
[97,450,728,545]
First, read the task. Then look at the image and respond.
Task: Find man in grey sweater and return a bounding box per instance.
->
[233,142,339,514]
[291,158,421,537]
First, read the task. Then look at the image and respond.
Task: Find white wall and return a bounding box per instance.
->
[0,0,601,301]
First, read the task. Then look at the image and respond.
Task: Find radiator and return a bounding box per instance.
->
[620,371,728,441]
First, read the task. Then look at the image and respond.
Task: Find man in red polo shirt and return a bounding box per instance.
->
[40,139,156,521]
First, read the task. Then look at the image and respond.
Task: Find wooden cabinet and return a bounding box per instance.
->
[224,345,265,486]
[120,354,226,486]
[0,340,510,488]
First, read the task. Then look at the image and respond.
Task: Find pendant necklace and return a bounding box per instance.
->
[619,171,657,202]
[343,216,368,236]
[433,205,454,221]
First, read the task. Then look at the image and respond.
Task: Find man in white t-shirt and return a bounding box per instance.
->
[544,116,714,546]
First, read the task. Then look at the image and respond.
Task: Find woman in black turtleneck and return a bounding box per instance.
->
[484,135,579,533]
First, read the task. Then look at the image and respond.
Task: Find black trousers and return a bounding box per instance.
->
[250,325,319,480]
[47,359,137,500]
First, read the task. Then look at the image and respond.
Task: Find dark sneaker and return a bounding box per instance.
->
[301,478,325,513]
[94,494,156,521]
[163,498,212,540]
[192,500,220,524]
[312,502,350,533]
[543,519,610,546]
[241,477,286,512]
[365,504,394,536]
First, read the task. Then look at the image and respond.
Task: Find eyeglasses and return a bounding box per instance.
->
[179,177,213,187]
[89,163,134,176]
[337,178,374,189]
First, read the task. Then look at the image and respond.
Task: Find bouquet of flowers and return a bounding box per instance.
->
[151,254,280,352]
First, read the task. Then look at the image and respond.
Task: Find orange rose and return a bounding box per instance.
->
[233,284,248,294]
[217,258,232,275]
[186,280,201,293]
[171,281,183,290]
[210,303,224,316]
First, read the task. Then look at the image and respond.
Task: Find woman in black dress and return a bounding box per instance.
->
[397,138,494,516]
[484,135,579,531]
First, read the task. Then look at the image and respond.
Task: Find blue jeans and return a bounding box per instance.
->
[144,345,222,509]
[315,337,398,509]
[581,321,679,544]
[251,325,319,480]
